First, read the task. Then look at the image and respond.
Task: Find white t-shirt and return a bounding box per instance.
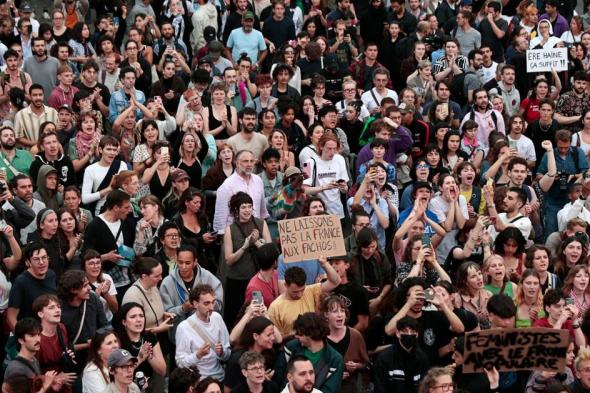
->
[478,61,498,85]
[303,154,349,218]
[489,213,532,240]
[99,214,123,247]
[361,88,399,113]
[508,135,536,163]
[571,132,590,161]
[81,160,127,215]
[94,273,117,322]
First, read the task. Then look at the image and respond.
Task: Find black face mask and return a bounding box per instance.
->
[400,334,417,349]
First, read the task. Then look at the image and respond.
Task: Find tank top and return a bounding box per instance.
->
[208,104,233,140]
[228,218,263,280]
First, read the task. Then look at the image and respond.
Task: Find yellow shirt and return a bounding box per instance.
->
[267,283,322,337]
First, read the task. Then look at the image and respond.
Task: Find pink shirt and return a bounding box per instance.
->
[213,172,269,233]
[47,85,79,110]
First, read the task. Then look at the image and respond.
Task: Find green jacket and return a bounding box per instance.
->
[273,339,344,393]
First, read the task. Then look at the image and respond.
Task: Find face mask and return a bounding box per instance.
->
[399,334,417,349]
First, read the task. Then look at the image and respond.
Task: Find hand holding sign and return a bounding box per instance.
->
[278,215,346,263]
[462,328,569,373]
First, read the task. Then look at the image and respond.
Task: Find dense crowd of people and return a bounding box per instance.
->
[2,0,590,392]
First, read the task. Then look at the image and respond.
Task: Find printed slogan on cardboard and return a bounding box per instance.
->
[278,215,346,263]
[462,327,569,373]
[526,48,568,73]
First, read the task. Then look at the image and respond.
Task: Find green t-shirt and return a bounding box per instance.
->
[304,347,325,367]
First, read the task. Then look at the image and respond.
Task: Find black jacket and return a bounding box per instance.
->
[373,340,430,393]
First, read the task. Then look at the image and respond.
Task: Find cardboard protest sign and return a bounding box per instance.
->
[526,48,568,73]
[462,327,569,373]
[278,215,346,262]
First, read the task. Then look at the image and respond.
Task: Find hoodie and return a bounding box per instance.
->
[32,164,62,210]
[29,152,76,188]
[160,265,224,316]
[190,2,218,52]
[529,19,562,49]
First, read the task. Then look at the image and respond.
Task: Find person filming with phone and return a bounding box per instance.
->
[384,277,465,366]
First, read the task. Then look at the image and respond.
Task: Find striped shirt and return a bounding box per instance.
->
[14,105,58,143]
[432,55,469,76]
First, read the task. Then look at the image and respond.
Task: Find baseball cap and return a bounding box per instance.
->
[327,254,350,263]
[242,11,255,20]
[19,3,33,12]
[108,349,137,368]
[284,166,301,179]
[58,104,73,113]
[208,41,224,55]
[204,26,216,42]
[171,169,190,182]
[198,56,213,66]
[460,0,472,6]
[398,102,415,114]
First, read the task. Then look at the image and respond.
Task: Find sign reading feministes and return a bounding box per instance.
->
[526,48,568,73]
[462,327,569,373]
[278,215,346,263]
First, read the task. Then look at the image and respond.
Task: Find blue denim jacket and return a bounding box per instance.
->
[108,89,146,123]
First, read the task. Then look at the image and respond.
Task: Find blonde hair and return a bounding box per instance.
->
[179,131,200,161]
[576,346,590,370]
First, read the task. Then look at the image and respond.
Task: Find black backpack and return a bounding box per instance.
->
[449,71,474,107]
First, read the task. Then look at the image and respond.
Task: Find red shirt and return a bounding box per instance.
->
[245,271,279,307]
[533,317,576,340]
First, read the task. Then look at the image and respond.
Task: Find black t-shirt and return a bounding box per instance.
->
[436,308,479,366]
[326,327,351,357]
[8,270,57,320]
[123,332,158,378]
[332,282,370,328]
[74,81,111,111]
[416,310,451,365]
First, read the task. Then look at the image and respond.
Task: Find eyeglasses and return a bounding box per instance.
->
[433,383,454,391]
[30,255,49,263]
[117,364,135,371]
[246,366,265,372]
[343,88,355,93]
[417,164,429,169]
[165,233,179,238]
[87,260,101,266]
[579,367,590,373]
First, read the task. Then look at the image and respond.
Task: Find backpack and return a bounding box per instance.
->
[468,108,499,130]
[0,71,27,90]
[450,71,474,107]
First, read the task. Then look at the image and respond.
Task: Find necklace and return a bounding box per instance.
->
[130,337,144,351]
[539,121,551,132]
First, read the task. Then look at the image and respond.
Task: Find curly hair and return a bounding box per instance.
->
[293,312,329,341]
[418,367,453,393]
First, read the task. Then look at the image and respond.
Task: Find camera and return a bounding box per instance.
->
[424,35,444,51]
[557,172,570,191]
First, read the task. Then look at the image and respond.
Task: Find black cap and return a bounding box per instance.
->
[204,26,216,42]
[327,254,350,263]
